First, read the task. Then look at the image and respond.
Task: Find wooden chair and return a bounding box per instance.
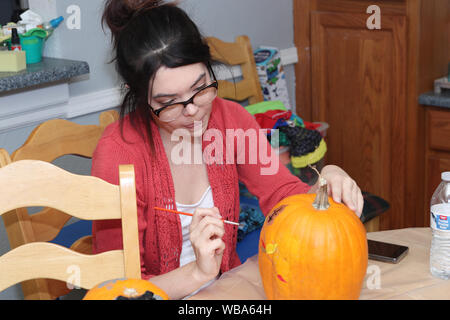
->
[0,159,140,296]
[0,110,119,299]
[207,35,264,105]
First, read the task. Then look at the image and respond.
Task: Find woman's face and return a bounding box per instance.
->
[148,63,215,136]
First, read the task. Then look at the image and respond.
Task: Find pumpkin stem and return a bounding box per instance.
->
[309,165,330,210]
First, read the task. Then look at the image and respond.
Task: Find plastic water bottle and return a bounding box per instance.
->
[430,171,450,279]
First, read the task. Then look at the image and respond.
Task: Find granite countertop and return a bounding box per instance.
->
[419,90,450,109]
[0,57,89,93]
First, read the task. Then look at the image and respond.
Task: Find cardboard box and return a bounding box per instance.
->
[254,47,291,110]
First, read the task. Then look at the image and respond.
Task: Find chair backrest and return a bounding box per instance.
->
[0,159,140,293]
[206,35,264,105]
[0,110,119,299]
[11,110,118,162]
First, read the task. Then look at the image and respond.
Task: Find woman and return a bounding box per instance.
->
[93,0,364,299]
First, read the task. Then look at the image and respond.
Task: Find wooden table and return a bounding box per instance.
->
[189,228,450,300]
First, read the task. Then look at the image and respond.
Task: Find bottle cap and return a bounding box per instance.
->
[442,172,450,182]
[50,16,64,29]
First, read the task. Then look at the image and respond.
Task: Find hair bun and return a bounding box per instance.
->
[126,0,164,11]
[102,0,165,43]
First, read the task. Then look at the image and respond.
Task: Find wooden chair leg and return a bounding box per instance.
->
[364,216,380,232]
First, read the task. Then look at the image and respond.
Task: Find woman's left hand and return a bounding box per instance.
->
[317,165,364,217]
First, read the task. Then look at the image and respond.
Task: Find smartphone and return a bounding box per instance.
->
[368,239,409,264]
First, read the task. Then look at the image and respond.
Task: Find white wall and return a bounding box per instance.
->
[31,0,296,104]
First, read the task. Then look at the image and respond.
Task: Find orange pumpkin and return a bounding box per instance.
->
[258,177,368,300]
[83,278,170,300]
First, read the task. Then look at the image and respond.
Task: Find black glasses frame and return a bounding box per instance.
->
[151,81,218,118]
[150,63,218,119]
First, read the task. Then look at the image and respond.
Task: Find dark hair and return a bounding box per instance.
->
[102,0,212,152]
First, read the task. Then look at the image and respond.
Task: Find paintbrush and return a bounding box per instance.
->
[154,206,241,226]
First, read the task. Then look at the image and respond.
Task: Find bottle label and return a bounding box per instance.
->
[431,204,450,232]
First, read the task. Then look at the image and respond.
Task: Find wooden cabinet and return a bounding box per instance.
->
[425,108,450,226]
[294,0,449,230]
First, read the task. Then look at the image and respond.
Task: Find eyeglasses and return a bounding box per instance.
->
[150,81,218,122]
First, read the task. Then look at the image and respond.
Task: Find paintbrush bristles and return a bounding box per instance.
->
[154,207,240,226]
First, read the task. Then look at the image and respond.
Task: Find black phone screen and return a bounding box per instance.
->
[368,239,409,263]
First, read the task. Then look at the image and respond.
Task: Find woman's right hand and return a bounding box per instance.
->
[189,207,226,282]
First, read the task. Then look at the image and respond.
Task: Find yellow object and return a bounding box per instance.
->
[265,243,278,254]
[0,51,27,72]
[290,139,327,169]
[0,34,10,43]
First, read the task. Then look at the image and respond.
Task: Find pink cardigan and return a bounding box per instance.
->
[91,97,310,279]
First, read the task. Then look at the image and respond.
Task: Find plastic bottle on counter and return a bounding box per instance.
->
[430,171,450,279]
[42,16,64,36]
[10,28,22,51]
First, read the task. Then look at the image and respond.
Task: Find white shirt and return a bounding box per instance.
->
[176,186,218,299]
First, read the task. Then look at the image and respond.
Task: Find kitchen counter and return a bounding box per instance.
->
[0,57,89,93]
[419,90,450,109]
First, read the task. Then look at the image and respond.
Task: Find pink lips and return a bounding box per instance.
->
[184,118,205,129]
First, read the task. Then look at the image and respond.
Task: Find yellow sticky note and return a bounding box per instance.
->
[0,51,27,72]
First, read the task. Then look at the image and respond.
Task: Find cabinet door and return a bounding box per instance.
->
[311,12,407,230]
[428,109,450,152]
